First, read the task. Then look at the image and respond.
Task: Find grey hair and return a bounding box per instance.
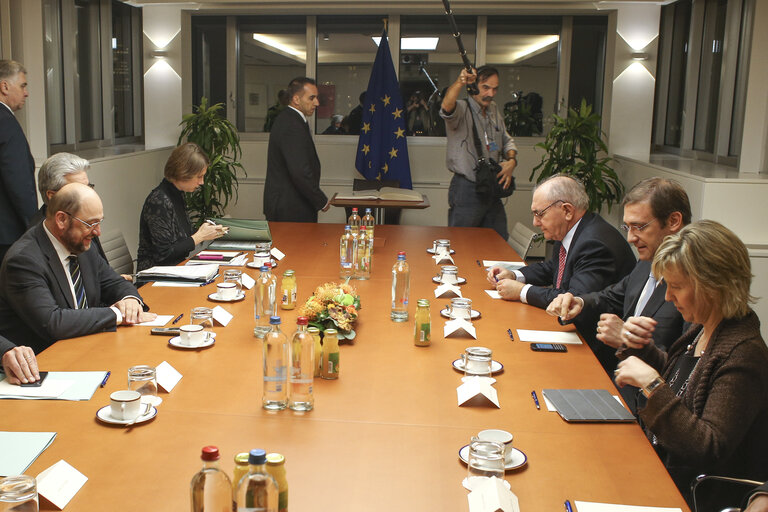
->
[0,60,26,83]
[536,174,589,211]
[38,153,91,205]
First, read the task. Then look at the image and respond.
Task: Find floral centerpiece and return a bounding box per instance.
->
[298,281,361,340]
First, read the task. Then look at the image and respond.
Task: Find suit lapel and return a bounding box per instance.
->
[33,224,76,309]
[640,279,668,317]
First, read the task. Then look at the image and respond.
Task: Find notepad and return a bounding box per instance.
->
[516,329,582,344]
[0,371,106,401]
[574,501,682,512]
[542,389,635,422]
[0,431,57,475]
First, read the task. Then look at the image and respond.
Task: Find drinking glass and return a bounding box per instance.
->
[0,476,38,512]
[432,239,450,252]
[448,297,472,320]
[191,307,214,334]
[437,265,459,284]
[223,269,243,294]
[462,346,493,376]
[127,365,161,406]
[464,438,505,491]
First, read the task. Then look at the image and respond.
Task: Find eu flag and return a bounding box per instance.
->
[355,30,412,189]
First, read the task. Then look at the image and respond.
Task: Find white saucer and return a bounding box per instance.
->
[96,405,158,426]
[246,258,278,269]
[168,335,215,349]
[427,248,455,255]
[207,291,245,302]
[432,276,467,285]
[452,359,504,375]
[458,445,528,471]
[440,308,481,320]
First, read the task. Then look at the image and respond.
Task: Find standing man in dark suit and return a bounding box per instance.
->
[264,77,329,222]
[0,60,36,264]
[0,183,155,356]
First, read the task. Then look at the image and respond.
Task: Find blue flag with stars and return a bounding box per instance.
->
[355,30,412,189]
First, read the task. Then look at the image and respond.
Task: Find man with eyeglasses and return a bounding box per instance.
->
[0,183,155,367]
[546,177,690,398]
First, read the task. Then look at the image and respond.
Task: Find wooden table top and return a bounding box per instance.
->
[6,223,689,511]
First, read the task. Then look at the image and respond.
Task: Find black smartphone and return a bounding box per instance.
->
[151,327,180,336]
[530,343,567,352]
[20,371,49,387]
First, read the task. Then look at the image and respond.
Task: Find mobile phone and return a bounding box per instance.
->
[151,327,180,336]
[20,371,49,387]
[530,343,567,352]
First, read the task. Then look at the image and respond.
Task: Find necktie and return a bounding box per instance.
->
[556,245,567,289]
[68,255,88,309]
[634,274,657,316]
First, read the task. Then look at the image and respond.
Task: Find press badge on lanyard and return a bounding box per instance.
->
[485,130,498,153]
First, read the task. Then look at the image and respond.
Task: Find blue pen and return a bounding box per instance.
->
[565,500,573,512]
[172,313,183,324]
[100,371,111,388]
[507,328,515,341]
[531,390,540,410]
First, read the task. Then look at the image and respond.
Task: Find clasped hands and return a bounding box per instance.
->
[114,297,156,325]
[486,266,524,300]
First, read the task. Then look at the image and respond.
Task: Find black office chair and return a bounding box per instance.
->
[691,474,763,512]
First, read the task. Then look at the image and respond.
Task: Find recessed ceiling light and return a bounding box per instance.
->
[372,36,439,51]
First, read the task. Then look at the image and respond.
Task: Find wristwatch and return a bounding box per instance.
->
[642,376,665,398]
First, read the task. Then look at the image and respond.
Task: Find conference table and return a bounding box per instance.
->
[4,223,690,511]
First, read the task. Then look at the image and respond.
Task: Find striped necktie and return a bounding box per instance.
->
[555,245,567,288]
[68,255,88,309]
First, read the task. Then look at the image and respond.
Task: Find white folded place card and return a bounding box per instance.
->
[211,305,233,326]
[484,289,501,299]
[457,376,499,408]
[155,361,183,392]
[467,476,520,512]
[36,459,87,510]
[270,247,285,260]
[433,252,454,265]
[435,283,462,298]
[241,273,256,290]
[516,329,583,345]
[444,318,477,339]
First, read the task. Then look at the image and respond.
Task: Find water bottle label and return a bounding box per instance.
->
[290,378,313,384]
[263,376,286,382]
[341,262,352,269]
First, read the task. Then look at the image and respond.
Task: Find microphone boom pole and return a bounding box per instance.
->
[441,0,479,95]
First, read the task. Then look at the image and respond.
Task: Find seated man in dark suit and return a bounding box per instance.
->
[546,177,690,407]
[0,183,155,355]
[487,174,636,363]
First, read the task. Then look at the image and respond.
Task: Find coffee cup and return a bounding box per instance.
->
[179,324,209,347]
[109,390,146,421]
[253,250,271,267]
[478,429,514,464]
[217,281,237,300]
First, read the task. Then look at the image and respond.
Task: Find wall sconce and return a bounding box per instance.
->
[631,52,649,61]
[151,50,168,59]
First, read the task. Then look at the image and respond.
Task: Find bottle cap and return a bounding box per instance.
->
[325,328,338,335]
[360,226,366,231]
[260,265,269,272]
[344,225,351,230]
[365,208,372,213]
[296,316,308,325]
[269,316,281,325]
[265,262,272,269]
[201,446,220,461]
[283,269,295,277]
[352,207,358,212]
[398,251,406,256]
[234,452,249,465]
[417,299,430,307]
[248,449,267,465]
[266,453,285,465]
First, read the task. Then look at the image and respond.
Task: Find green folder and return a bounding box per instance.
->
[209,218,272,242]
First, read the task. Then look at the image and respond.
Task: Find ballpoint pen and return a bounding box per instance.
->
[172,313,183,324]
[531,390,540,410]
[100,371,111,388]
[507,328,514,341]
[564,500,573,512]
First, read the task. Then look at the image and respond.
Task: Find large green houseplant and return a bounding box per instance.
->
[530,99,623,213]
[178,97,245,228]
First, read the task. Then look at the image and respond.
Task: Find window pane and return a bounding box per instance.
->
[570,16,608,116]
[661,0,692,147]
[487,16,560,137]
[316,15,385,135]
[42,0,66,145]
[75,0,103,142]
[191,16,228,114]
[112,0,134,138]
[729,0,751,157]
[399,15,476,137]
[237,16,306,133]
[693,0,727,152]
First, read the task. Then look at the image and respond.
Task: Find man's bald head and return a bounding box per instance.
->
[46,183,100,219]
[46,183,104,255]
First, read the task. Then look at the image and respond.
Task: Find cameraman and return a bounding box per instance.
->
[440,66,517,240]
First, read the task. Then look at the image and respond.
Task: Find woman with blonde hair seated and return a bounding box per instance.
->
[615,220,768,510]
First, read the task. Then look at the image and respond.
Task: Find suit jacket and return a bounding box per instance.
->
[0,223,145,354]
[29,205,109,263]
[264,108,327,222]
[0,105,36,246]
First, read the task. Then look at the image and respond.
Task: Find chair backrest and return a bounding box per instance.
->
[507,222,536,261]
[691,474,763,512]
[99,230,134,275]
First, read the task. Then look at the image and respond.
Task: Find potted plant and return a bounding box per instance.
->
[178,97,245,227]
[530,98,623,213]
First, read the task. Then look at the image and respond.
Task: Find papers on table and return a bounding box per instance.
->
[0,431,57,475]
[152,281,202,287]
[37,459,88,509]
[209,240,257,251]
[187,251,248,267]
[574,502,682,512]
[485,289,501,299]
[137,314,173,327]
[483,260,526,271]
[516,329,583,345]
[0,372,106,401]
[137,264,218,283]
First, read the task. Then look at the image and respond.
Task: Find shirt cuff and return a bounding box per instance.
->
[512,270,526,283]
[110,306,122,324]
[519,284,532,304]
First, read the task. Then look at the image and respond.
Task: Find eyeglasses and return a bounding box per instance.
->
[620,219,656,233]
[64,211,103,231]
[532,200,564,219]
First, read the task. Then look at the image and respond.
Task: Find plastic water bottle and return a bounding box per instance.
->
[354,226,371,280]
[391,251,410,322]
[289,316,314,411]
[347,207,361,234]
[262,316,288,410]
[190,445,234,512]
[362,208,375,252]
[236,449,278,512]
[339,225,355,279]
[254,265,277,338]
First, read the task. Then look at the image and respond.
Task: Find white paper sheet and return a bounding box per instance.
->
[0,372,106,401]
[136,315,173,327]
[485,289,501,299]
[152,281,203,287]
[0,378,73,399]
[516,329,583,345]
[574,501,682,512]
[483,260,526,270]
[0,431,57,475]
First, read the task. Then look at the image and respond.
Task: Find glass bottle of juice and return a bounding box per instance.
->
[321,329,340,380]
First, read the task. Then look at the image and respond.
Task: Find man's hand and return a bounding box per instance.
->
[486,266,513,286]
[621,316,657,349]
[321,200,331,212]
[496,279,524,301]
[546,293,584,321]
[746,494,768,512]
[596,313,625,349]
[114,297,148,325]
[614,356,660,389]
[2,346,40,385]
[496,159,516,190]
